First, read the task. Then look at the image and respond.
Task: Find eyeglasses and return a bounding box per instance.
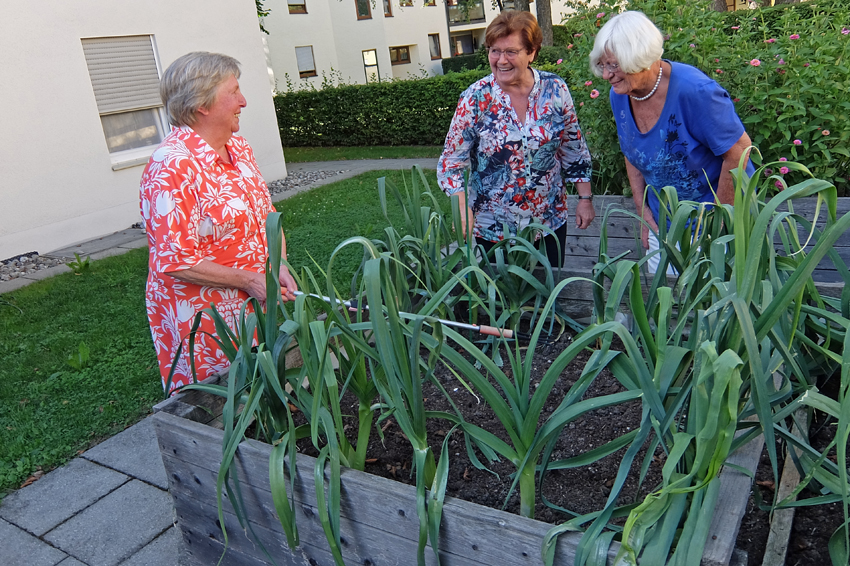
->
[488,48,525,59]
[595,62,621,73]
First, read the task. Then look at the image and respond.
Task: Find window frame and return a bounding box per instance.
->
[389,45,412,66]
[362,49,380,82]
[428,33,442,60]
[81,35,167,170]
[356,0,372,20]
[423,0,436,5]
[295,45,318,78]
[288,0,307,14]
[383,0,392,17]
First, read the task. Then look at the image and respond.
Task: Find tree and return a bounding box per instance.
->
[537,0,553,47]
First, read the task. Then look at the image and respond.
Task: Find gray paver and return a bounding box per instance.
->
[46,228,146,258]
[44,480,173,566]
[22,264,72,281]
[56,557,88,566]
[118,526,181,566]
[0,457,128,536]
[0,518,68,566]
[83,417,168,489]
[0,276,36,294]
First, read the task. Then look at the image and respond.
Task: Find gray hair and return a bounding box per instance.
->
[160,52,241,127]
[589,11,664,77]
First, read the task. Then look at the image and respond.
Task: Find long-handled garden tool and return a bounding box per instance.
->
[292,291,530,340]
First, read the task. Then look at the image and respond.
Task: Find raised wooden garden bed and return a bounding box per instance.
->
[153,379,755,566]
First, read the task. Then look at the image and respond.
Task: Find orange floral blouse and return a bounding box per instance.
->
[140,126,275,394]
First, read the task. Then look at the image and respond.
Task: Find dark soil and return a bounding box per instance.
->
[293,330,844,564]
[736,373,848,566]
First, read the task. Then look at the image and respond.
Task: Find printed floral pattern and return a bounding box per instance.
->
[140,126,275,394]
[437,69,592,242]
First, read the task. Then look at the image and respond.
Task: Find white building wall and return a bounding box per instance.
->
[0,0,286,260]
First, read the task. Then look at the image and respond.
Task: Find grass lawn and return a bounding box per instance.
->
[0,168,444,495]
[282,145,442,163]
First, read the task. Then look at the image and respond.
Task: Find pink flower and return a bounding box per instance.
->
[778,69,786,74]
[715,58,720,63]
[804,62,810,67]
[715,69,723,74]
[778,59,785,65]
[776,180,784,190]
[556,59,563,65]
[590,89,600,99]
[793,139,802,145]
[579,102,584,106]
[585,80,593,86]
[765,168,774,176]
[567,44,573,49]
[574,33,583,38]
[750,59,761,66]
[779,157,787,161]
[733,98,741,102]
[764,38,776,43]
[731,26,740,30]
[842,28,849,35]
[689,43,696,48]
[789,34,800,40]
[823,130,831,135]
[780,166,790,175]
[596,12,605,18]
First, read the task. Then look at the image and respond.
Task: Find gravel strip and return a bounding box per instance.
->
[1,171,345,283]
[1,252,69,282]
[267,169,346,197]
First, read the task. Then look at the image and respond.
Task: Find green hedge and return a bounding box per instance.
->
[275,0,848,193]
[275,69,487,147]
[441,54,480,74]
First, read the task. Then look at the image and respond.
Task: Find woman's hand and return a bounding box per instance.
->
[640,206,659,249]
[278,265,297,302]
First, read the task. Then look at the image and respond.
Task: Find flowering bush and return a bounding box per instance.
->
[547,0,850,195]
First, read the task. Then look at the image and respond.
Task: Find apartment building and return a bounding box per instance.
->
[262,0,573,89]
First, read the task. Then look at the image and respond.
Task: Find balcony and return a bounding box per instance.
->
[447,0,485,26]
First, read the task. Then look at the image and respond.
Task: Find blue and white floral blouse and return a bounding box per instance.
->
[437,68,592,242]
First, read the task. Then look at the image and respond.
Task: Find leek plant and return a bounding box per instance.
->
[542,155,850,565]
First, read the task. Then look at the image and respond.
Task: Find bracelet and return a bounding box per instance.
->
[577,195,593,200]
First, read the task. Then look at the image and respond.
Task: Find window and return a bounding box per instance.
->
[356,0,372,19]
[288,0,307,13]
[399,0,412,6]
[390,46,411,65]
[81,35,167,169]
[424,0,436,5]
[295,46,317,78]
[383,0,392,16]
[362,49,379,82]
[428,34,442,60]
[447,0,485,25]
[451,33,476,56]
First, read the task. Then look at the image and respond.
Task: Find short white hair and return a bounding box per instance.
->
[589,11,664,77]
[160,52,241,127]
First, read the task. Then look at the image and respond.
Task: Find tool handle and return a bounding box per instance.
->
[478,325,514,339]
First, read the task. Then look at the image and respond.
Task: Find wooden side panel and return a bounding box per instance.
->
[154,411,621,566]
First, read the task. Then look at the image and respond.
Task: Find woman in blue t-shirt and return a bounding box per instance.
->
[589,11,753,273]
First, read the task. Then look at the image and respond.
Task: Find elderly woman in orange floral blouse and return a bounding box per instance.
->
[140,52,297,395]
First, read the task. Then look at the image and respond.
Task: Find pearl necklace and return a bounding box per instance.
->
[630,64,663,102]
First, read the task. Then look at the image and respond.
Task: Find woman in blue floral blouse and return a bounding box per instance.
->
[437,10,594,268]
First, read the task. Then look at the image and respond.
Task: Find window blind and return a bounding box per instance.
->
[295,46,315,72]
[82,36,161,115]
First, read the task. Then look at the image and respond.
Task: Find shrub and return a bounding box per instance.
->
[441,54,481,74]
[274,69,488,147]
[558,0,850,194]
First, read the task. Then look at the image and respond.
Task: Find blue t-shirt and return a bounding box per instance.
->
[610,61,754,221]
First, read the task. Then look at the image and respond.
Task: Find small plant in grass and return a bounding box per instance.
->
[67,253,91,275]
[66,342,90,370]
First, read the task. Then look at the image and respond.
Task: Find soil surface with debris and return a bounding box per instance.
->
[291,330,844,564]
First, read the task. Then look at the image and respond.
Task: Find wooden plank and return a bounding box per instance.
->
[702,415,764,566]
[154,411,621,566]
[761,409,808,566]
